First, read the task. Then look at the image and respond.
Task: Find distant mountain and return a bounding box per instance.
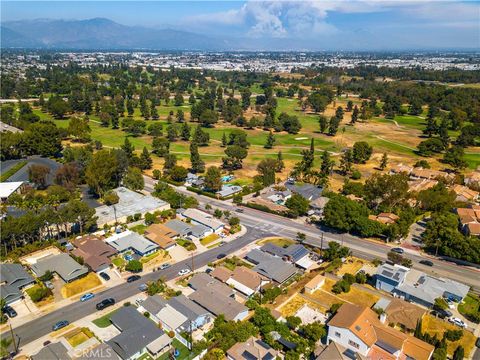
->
[1,18,224,50]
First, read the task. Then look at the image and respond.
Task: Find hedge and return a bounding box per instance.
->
[1,160,27,182]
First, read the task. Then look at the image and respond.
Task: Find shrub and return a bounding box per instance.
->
[124,302,131,306]
[168,330,175,338]
[444,329,463,342]
[103,190,119,205]
[332,280,351,294]
[29,285,51,303]
[355,272,367,284]
[133,213,142,221]
[38,270,54,282]
[351,170,362,180]
[342,273,356,284]
[125,260,143,272]
[143,311,150,318]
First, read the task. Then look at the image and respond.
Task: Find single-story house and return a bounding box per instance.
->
[188,272,235,297]
[304,274,325,294]
[189,286,249,321]
[107,306,171,360]
[465,170,480,188]
[189,224,212,241]
[244,249,298,284]
[105,230,159,256]
[180,208,224,234]
[285,183,323,201]
[455,205,480,236]
[374,298,426,331]
[30,253,88,282]
[76,343,120,360]
[164,219,193,238]
[368,213,400,225]
[0,181,25,203]
[139,294,212,333]
[309,196,330,215]
[0,263,35,304]
[225,266,269,297]
[227,336,279,360]
[95,187,170,226]
[216,185,242,198]
[31,342,71,360]
[260,243,313,269]
[315,341,352,360]
[452,184,479,203]
[375,263,409,292]
[144,223,178,250]
[71,235,117,272]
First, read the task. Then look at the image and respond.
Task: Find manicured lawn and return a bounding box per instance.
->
[130,224,147,234]
[25,283,53,305]
[158,339,190,360]
[422,314,477,357]
[92,309,118,328]
[112,256,127,268]
[458,293,480,322]
[137,353,154,360]
[177,239,197,251]
[218,256,252,270]
[140,250,161,264]
[61,273,102,298]
[200,234,219,246]
[464,153,480,169]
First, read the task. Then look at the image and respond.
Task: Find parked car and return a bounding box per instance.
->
[216,253,227,259]
[99,272,110,281]
[138,283,148,292]
[159,263,171,270]
[476,337,480,348]
[446,298,456,309]
[2,305,17,318]
[96,298,115,311]
[52,320,69,331]
[432,309,453,319]
[43,340,51,346]
[235,208,244,213]
[219,241,226,247]
[127,275,141,283]
[80,293,95,302]
[178,269,191,276]
[419,260,434,267]
[448,317,467,329]
[205,268,213,274]
[44,281,54,289]
[391,247,404,254]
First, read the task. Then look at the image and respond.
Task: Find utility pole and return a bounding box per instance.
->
[9,323,18,354]
[191,251,194,272]
[320,232,324,250]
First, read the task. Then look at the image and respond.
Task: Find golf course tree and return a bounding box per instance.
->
[152,137,170,157]
[204,166,222,192]
[222,145,248,170]
[256,158,277,187]
[190,142,205,173]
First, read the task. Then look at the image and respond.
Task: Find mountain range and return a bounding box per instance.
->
[1,18,226,50]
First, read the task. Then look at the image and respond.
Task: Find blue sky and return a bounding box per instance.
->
[2,1,480,50]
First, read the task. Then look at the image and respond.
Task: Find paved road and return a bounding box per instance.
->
[2,227,271,350]
[145,177,480,290]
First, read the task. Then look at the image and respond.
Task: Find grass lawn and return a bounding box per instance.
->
[130,224,147,234]
[336,257,367,276]
[92,309,118,328]
[61,273,102,298]
[1,160,27,181]
[200,233,219,246]
[218,256,252,271]
[177,238,197,251]
[25,284,54,306]
[321,278,379,308]
[140,250,161,264]
[158,339,190,360]
[65,328,93,347]
[112,256,127,268]
[458,293,480,321]
[257,237,296,248]
[422,314,477,357]
[137,354,154,360]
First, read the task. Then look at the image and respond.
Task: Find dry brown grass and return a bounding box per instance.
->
[313,278,380,308]
[61,273,102,298]
[337,257,367,276]
[279,295,307,317]
[421,314,477,357]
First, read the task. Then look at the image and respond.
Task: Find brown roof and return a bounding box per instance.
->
[408,179,438,193]
[71,235,117,271]
[328,304,434,360]
[452,184,479,202]
[369,213,399,225]
[211,266,232,282]
[230,266,264,290]
[467,222,480,236]
[390,164,413,174]
[144,223,178,248]
[227,337,278,360]
[384,298,426,330]
[305,274,325,290]
[411,168,448,180]
[455,207,480,225]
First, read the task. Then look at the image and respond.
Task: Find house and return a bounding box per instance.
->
[139,294,212,333]
[285,183,323,201]
[374,298,426,331]
[185,173,199,186]
[211,266,233,282]
[107,306,171,360]
[368,213,400,225]
[390,163,413,175]
[71,235,117,273]
[259,243,314,269]
[105,230,159,256]
[189,286,249,321]
[189,224,211,241]
[267,189,292,205]
[455,205,480,236]
[304,274,325,294]
[216,185,242,198]
[465,170,480,188]
[188,273,235,296]
[244,249,298,284]
[452,184,479,203]
[0,263,35,304]
[309,196,330,215]
[76,343,120,360]
[0,181,25,203]
[226,336,280,360]
[30,253,88,282]
[95,187,170,226]
[375,263,409,292]
[410,167,453,182]
[31,341,71,360]
[226,266,269,297]
[164,219,193,238]
[394,271,470,307]
[327,304,434,360]
[408,179,438,193]
[315,341,355,360]
[144,223,178,250]
[181,208,224,233]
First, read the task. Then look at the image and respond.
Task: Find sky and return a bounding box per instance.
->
[2,1,480,50]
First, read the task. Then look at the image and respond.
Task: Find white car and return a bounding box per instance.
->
[178,269,191,276]
[448,317,467,329]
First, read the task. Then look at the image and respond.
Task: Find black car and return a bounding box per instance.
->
[476,337,480,348]
[2,305,17,318]
[216,253,227,259]
[419,259,434,267]
[391,247,404,254]
[99,272,110,281]
[431,308,452,319]
[127,275,141,283]
[96,298,115,310]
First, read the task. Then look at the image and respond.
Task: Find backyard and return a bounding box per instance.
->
[157,339,190,360]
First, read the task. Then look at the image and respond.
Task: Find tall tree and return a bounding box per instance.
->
[204,166,222,192]
[264,131,275,149]
[139,147,152,170]
[340,149,353,175]
[190,142,205,173]
[121,137,135,159]
[379,153,388,170]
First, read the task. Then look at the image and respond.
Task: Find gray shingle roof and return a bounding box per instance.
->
[190,224,210,238]
[30,253,88,282]
[169,294,211,322]
[107,306,164,360]
[31,342,70,360]
[106,230,158,255]
[0,263,34,304]
[164,219,193,237]
[188,273,234,296]
[245,249,297,284]
[189,287,247,321]
[285,183,323,201]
